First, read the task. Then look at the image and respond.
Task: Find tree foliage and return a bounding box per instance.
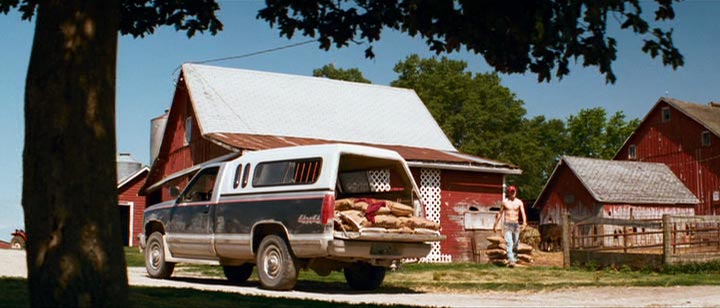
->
[313,64,372,83]
[259,0,684,83]
[391,55,526,159]
[566,108,640,159]
[389,55,639,200]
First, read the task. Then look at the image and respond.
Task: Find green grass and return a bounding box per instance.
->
[124,247,145,267]
[125,248,720,294]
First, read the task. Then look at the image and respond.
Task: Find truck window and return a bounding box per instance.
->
[179,167,219,202]
[253,158,322,187]
[233,164,243,189]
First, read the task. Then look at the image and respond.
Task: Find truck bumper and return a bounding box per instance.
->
[328,240,432,260]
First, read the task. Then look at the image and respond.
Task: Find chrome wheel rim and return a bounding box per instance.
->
[149,242,162,270]
[262,244,282,279]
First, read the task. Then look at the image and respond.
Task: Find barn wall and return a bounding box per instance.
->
[118,173,148,247]
[434,170,504,262]
[616,101,720,215]
[151,86,231,202]
[538,164,598,225]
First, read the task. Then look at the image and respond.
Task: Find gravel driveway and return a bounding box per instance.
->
[2,249,719,307]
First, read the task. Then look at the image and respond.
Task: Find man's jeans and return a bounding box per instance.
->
[504,222,520,263]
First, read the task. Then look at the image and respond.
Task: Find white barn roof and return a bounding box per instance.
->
[182,63,456,151]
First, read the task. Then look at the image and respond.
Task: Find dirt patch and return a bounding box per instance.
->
[530,250,563,267]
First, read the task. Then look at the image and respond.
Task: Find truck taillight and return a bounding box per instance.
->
[321,194,335,225]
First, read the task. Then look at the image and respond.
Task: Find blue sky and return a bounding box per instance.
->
[1,1,720,239]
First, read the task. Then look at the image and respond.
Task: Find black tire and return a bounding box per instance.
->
[344,262,386,291]
[223,263,254,283]
[145,232,175,279]
[256,235,298,290]
[10,236,25,250]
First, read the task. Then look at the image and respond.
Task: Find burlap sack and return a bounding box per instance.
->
[377,206,392,215]
[487,235,504,244]
[339,210,367,230]
[387,226,414,234]
[518,254,534,263]
[517,243,533,254]
[351,200,369,211]
[373,214,402,229]
[487,243,508,251]
[334,198,354,211]
[398,217,413,228]
[409,216,440,231]
[486,248,507,256]
[386,201,414,217]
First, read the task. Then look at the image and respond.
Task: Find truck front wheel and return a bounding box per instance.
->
[223,263,254,283]
[344,262,386,290]
[145,232,175,279]
[256,235,298,290]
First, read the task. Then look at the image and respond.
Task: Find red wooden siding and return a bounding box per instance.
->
[149,83,231,203]
[439,170,504,262]
[538,164,597,225]
[616,101,720,215]
[118,173,148,247]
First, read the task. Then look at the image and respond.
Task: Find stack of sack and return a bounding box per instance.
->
[485,235,534,265]
[333,198,440,234]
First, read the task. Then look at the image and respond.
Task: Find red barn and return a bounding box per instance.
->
[141,64,521,262]
[535,156,698,243]
[117,153,149,247]
[614,97,720,215]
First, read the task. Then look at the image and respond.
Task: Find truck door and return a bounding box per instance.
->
[166,166,219,259]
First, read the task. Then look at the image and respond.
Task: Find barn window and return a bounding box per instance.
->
[702,131,711,147]
[628,145,637,159]
[184,116,193,145]
[661,107,671,122]
[564,194,575,204]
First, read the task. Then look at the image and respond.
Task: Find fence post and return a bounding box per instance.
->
[663,214,671,265]
[562,213,571,268]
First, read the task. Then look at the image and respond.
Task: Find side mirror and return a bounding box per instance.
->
[169,186,180,198]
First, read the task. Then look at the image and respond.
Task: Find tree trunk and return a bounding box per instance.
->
[23,0,128,306]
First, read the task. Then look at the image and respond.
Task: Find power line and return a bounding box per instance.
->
[172,39,316,76]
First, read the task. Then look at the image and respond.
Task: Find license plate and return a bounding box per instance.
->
[370,243,399,256]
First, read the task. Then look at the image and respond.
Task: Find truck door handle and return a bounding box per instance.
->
[203,205,210,214]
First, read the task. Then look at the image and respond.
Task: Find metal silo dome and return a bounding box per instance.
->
[117,153,142,183]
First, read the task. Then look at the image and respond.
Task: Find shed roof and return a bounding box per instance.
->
[661,97,720,137]
[182,63,455,151]
[560,156,699,205]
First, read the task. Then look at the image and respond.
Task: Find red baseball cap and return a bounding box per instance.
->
[507,185,517,193]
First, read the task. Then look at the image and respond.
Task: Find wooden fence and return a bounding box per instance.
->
[562,214,720,269]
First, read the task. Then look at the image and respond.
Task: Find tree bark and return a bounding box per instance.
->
[23,0,128,306]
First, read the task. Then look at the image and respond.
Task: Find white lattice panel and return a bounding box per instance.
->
[368,170,391,192]
[419,168,452,263]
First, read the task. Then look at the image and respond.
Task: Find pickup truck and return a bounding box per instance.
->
[140,143,444,290]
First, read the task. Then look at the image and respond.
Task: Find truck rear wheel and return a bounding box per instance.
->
[223,263,254,283]
[344,262,386,290]
[145,232,175,279]
[10,236,25,250]
[256,235,297,290]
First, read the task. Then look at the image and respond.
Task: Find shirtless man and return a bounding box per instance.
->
[493,185,527,267]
